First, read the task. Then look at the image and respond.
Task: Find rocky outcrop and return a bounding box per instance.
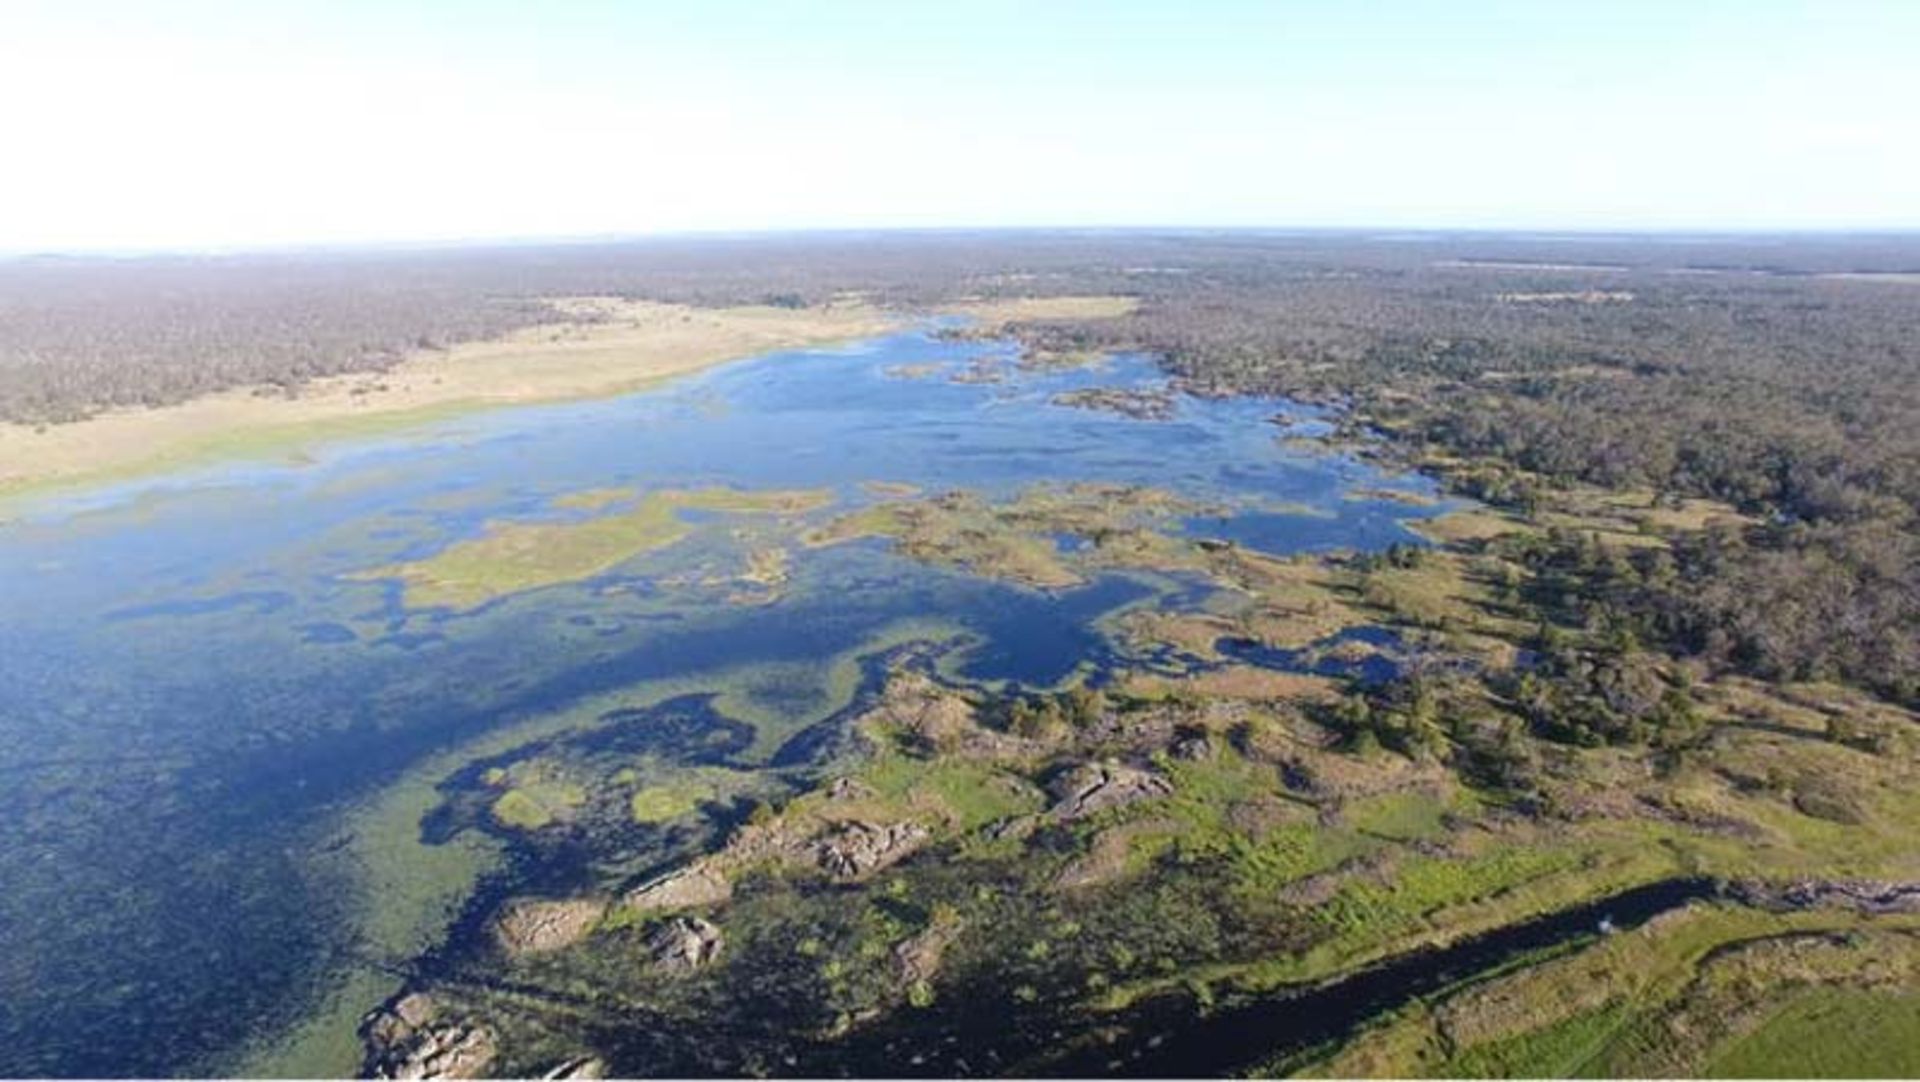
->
[894,916,963,984]
[1047,761,1172,821]
[1728,878,1920,915]
[646,915,725,972]
[1170,733,1214,761]
[815,820,931,878]
[624,863,734,914]
[826,775,874,801]
[1050,820,1170,892]
[621,813,930,922]
[492,897,608,956]
[361,993,498,1080]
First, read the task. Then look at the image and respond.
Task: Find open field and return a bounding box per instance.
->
[0,299,894,502]
[1300,905,1920,1078]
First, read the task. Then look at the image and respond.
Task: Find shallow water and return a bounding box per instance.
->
[0,327,1448,1075]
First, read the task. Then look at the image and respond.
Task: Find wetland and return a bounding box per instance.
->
[6,283,1920,1079]
[0,318,1447,1076]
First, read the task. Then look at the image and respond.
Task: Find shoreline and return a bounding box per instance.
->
[0,297,900,510]
[0,294,1135,513]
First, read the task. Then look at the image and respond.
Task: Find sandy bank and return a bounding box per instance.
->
[0,298,897,502]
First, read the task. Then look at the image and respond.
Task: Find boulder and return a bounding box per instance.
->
[1047,762,1172,820]
[624,863,733,913]
[1170,734,1214,761]
[492,897,608,956]
[894,917,962,983]
[814,820,930,878]
[826,775,874,801]
[646,915,725,972]
[361,993,498,1080]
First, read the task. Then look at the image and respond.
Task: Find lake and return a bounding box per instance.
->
[0,324,1448,1075]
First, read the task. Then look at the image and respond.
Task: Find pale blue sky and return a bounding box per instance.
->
[3,0,1916,250]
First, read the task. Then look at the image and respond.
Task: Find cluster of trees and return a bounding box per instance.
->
[1492,522,1920,707]
[999,686,1110,741]
[1325,671,1542,796]
[1004,237,1920,713]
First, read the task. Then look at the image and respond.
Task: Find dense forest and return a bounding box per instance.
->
[5,231,1919,708]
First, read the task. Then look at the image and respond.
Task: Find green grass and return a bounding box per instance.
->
[1707,989,1920,1077]
[1314,905,1920,1078]
[860,753,1042,831]
[1347,789,1463,842]
[1443,1001,1631,1078]
[0,400,488,512]
[1317,845,1585,942]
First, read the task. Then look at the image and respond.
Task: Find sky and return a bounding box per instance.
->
[2,0,1916,252]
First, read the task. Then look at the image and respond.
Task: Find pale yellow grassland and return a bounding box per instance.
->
[0,298,896,501]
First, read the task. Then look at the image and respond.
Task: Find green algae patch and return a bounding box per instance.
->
[359,485,833,609]
[629,783,707,823]
[491,781,586,830]
[803,482,1207,591]
[626,769,757,824]
[551,486,638,512]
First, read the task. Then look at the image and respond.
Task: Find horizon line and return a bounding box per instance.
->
[9,222,1920,263]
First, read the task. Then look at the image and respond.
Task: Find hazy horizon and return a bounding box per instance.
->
[5,0,1919,252]
[14,224,1920,263]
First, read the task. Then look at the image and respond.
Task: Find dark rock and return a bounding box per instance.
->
[646,915,724,972]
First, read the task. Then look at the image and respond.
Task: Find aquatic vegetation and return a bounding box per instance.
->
[491,784,585,830]
[803,482,1211,590]
[626,768,761,825]
[1050,385,1178,420]
[550,487,637,512]
[358,486,833,609]
[880,362,944,380]
[1343,486,1441,507]
[18,302,1914,1078]
[857,480,921,499]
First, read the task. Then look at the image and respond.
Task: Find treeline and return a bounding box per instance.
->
[9,231,1918,426]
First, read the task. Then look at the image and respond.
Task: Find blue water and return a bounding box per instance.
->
[0,328,1449,1075]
